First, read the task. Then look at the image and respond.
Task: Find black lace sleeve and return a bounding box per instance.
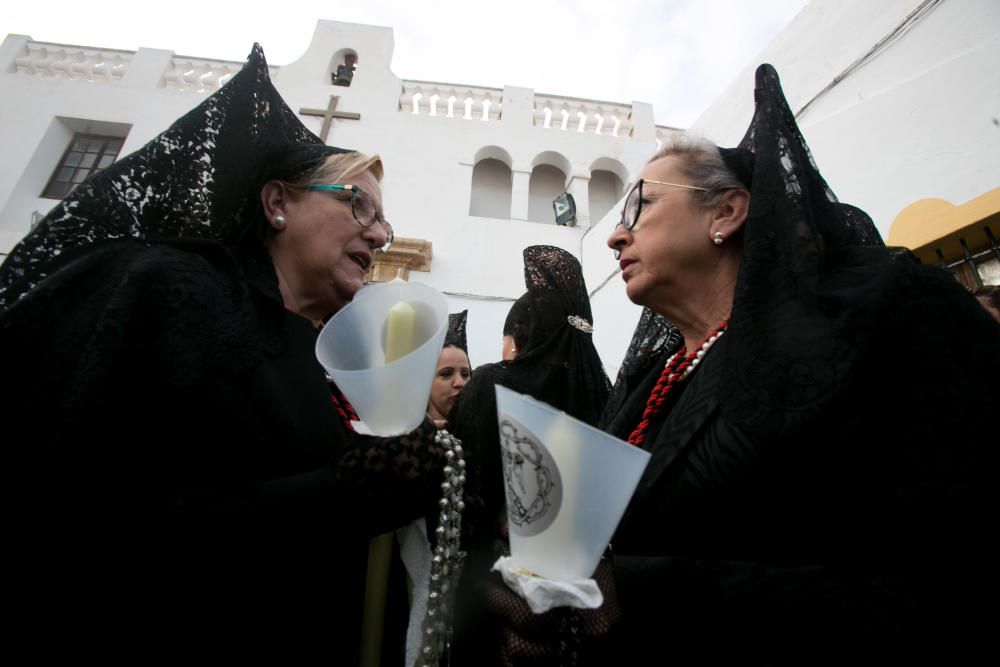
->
[333,418,447,533]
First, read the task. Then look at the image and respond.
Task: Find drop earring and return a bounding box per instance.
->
[713,231,724,245]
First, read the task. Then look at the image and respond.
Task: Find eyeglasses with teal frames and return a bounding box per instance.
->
[302,184,394,251]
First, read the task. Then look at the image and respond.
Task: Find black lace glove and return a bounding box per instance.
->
[483,556,621,667]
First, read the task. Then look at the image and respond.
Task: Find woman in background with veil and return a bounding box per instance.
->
[448,244,613,665]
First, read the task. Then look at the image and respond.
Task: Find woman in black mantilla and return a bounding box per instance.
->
[427,310,474,430]
[448,244,613,665]
[600,65,996,664]
[490,65,996,666]
[1,45,447,655]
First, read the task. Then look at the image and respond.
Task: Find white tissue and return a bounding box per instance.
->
[351,420,375,435]
[492,555,603,614]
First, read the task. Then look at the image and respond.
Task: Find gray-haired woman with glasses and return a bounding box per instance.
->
[489,65,995,666]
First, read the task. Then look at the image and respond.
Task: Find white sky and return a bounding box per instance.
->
[3,0,810,127]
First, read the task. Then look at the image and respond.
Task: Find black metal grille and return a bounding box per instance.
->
[934,226,1000,290]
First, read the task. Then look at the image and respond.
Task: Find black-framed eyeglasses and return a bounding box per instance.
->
[303,184,394,251]
[618,179,710,232]
[613,179,711,259]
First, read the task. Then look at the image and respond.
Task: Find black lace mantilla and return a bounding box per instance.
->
[0,43,341,310]
[716,65,897,436]
[446,309,469,356]
[601,307,681,427]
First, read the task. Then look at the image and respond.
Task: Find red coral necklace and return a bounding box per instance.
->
[627,320,728,447]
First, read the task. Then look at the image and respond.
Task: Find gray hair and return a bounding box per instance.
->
[648,134,746,209]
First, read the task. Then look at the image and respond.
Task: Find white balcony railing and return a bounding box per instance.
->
[160,55,245,93]
[533,93,634,138]
[399,80,503,122]
[13,42,131,83]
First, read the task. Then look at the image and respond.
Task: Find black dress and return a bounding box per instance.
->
[602,258,998,665]
[449,246,612,665]
[2,239,444,656]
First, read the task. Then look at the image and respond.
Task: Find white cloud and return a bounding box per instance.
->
[2,0,809,126]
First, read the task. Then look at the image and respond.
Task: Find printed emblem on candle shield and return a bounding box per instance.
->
[499,417,562,537]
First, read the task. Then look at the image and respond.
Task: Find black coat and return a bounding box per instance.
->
[2,239,439,657]
[604,262,997,665]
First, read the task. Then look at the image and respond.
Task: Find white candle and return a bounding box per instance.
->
[384,300,416,363]
[539,417,582,563]
[363,295,417,667]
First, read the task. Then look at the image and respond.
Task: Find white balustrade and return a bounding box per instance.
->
[13,42,130,83]
[532,94,634,138]
[400,80,503,122]
[10,42,253,93]
[161,56,246,92]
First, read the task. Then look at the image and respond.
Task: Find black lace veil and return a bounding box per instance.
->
[502,292,531,350]
[0,44,343,309]
[507,245,612,420]
[718,64,894,435]
[600,307,681,426]
[446,310,469,356]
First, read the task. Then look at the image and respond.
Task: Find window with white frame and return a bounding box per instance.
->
[42,133,124,199]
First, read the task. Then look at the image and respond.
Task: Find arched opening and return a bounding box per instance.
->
[470,147,513,219]
[329,49,358,87]
[589,170,625,224]
[528,164,567,224]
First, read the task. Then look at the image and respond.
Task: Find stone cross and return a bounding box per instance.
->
[298,96,361,141]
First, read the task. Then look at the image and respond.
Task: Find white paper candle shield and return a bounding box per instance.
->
[495,385,651,581]
[316,281,448,435]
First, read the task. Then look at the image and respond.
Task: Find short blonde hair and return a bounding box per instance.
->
[254,152,384,241]
[288,151,383,188]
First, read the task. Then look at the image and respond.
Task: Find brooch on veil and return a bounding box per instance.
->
[567,315,593,334]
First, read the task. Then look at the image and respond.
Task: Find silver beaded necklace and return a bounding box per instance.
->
[416,429,467,666]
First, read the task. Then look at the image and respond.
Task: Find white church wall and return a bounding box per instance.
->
[689,0,1000,239]
[590,273,642,382]
[0,38,218,247]
[0,20,668,367]
[581,193,643,378]
[441,294,512,370]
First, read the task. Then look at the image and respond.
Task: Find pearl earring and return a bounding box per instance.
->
[713,232,724,245]
[274,215,286,228]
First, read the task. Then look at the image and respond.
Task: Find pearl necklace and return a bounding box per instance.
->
[627,321,728,447]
